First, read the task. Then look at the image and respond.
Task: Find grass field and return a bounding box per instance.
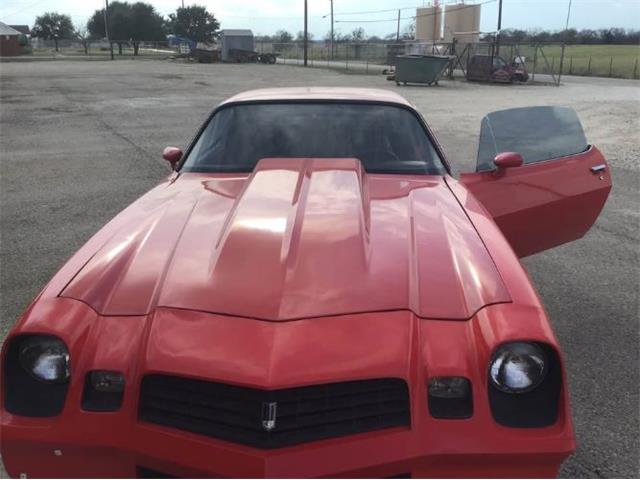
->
[512,44,640,79]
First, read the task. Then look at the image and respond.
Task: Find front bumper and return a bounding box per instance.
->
[2,302,575,478]
[2,411,574,478]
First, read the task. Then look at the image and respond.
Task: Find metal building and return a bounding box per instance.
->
[220,29,254,62]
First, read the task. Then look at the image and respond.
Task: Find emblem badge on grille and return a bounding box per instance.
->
[261,402,277,431]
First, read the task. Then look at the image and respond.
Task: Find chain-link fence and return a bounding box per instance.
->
[28,39,175,58]
[515,43,639,79]
[256,40,639,80]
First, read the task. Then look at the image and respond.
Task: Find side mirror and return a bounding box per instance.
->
[162,146,183,170]
[493,152,523,173]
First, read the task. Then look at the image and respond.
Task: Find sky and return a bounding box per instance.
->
[1,0,639,39]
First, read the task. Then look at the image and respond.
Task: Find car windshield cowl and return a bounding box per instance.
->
[180,102,447,176]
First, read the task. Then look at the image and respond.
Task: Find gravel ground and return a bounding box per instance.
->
[0,60,638,478]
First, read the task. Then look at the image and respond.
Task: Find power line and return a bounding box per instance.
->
[327,0,490,18]
[0,0,50,19]
[336,18,405,24]
[326,6,416,17]
[223,14,324,19]
[335,0,496,24]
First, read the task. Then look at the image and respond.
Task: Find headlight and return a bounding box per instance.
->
[489,342,547,394]
[18,335,70,383]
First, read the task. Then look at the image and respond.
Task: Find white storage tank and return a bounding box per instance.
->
[443,3,481,44]
[415,6,443,43]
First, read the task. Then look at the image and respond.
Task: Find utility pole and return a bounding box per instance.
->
[433,1,439,45]
[104,0,114,60]
[304,0,308,66]
[181,0,184,8]
[396,9,401,42]
[557,0,573,86]
[330,0,334,59]
[495,0,503,55]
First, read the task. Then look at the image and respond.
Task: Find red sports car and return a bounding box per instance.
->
[0,88,611,478]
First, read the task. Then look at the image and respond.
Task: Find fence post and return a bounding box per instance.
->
[609,56,613,77]
[587,56,592,75]
[634,58,638,79]
[532,46,538,81]
[346,44,349,71]
[551,56,555,74]
[569,56,573,75]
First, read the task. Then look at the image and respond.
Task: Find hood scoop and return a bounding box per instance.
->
[62,158,510,320]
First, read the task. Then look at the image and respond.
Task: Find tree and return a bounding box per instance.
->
[530,29,552,43]
[168,5,219,43]
[32,12,74,52]
[351,27,366,42]
[499,29,526,43]
[275,30,293,43]
[324,29,342,42]
[335,31,349,43]
[401,21,416,40]
[296,30,314,42]
[88,1,131,55]
[577,29,599,44]
[88,2,166,56]
[75,25,92,55]
[129,2,165,55]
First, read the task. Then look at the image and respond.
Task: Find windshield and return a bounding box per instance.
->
[181,103,445,175]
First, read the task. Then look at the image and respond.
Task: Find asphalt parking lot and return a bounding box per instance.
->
[0,60,638,478]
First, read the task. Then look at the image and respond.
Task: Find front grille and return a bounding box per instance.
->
[139,374,410,449]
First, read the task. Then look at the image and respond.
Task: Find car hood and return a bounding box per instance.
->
[61,158,510,320]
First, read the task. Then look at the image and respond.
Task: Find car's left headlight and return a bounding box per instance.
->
[489,342,547,393]
[19,335,70,383]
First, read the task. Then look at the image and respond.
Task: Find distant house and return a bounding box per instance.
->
[220,29,254,62]
[0,22,22,57]
[8,25,30,36]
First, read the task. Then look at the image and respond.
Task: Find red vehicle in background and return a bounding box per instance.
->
[467,53,530,82]
[1,88,610,478]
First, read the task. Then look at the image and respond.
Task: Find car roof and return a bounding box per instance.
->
[220,87,414,108]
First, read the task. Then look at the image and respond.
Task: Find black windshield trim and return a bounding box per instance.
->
[176,99,451,175]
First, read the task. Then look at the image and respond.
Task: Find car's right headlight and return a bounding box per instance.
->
[489,342,547,394]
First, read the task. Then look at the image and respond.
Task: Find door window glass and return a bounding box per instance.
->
[476,106,589,172]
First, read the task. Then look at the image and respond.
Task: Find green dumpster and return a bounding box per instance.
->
[394,54,452,86]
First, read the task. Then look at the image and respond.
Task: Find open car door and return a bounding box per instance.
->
[460,106,611,257]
